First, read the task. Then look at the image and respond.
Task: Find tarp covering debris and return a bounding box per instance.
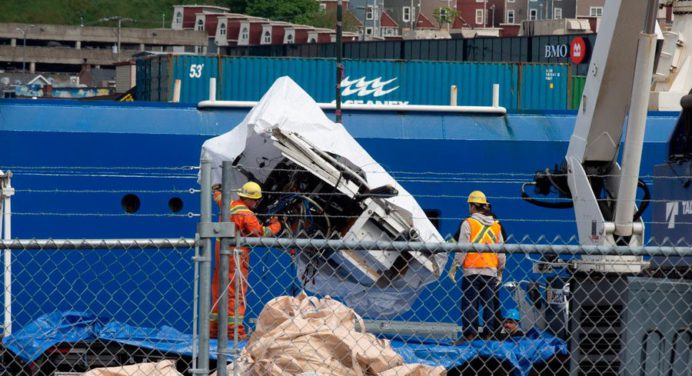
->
[3,311,566,376]
[199,76,447,316]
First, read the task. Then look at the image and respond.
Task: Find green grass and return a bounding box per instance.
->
[0,0,228,28]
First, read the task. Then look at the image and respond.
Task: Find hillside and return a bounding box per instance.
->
[0,0,227,29]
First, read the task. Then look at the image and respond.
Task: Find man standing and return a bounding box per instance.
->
[449,190,505,342]
[210,181,281,340]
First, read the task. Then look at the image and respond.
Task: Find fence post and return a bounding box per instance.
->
[217,161,234,376]
[196,160,212,374]
[0,170,14,337]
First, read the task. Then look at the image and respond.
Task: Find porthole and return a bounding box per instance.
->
[168,197,184,213]
[121,194,141,213]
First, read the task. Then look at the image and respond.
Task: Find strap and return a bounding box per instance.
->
[230,204,250,213]
[470,219,499,244]
[209,313,244,324]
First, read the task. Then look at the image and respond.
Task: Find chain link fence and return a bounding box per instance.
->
[1,236,689,376]
[1,163,690,376]
[0,239,197,376]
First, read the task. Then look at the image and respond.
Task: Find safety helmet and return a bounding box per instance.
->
[503,308,520,322]
[467,190,488,205]
[238,181,262,200]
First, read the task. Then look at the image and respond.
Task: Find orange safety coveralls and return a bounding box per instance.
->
[210,195,280,339]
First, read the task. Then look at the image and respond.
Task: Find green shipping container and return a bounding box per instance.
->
[571,76,587,110]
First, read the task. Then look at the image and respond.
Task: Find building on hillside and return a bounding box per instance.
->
[173,4,358,51]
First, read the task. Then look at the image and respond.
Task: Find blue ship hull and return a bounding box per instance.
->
[0,99,679,332]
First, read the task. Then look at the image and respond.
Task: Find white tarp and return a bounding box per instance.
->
[200,77,446,316]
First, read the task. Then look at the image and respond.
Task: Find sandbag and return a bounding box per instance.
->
[82,359,182,376]
[214,294,445,376]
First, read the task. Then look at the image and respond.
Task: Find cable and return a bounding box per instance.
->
[520,182,574,209]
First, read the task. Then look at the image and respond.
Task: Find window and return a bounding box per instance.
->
[196,19,204,31]
[241,27,248,40]
[554,7,562,19]
[507,9,515,24]
[475,9,484,25]
[402,6,411,22]
[308,37,317,43]
[263,31,271,43]
[507,0,515,2]
[219,23,226,35]
[365,27,373,35]
[590,7,603,17]
[319,3,326,11]
[366,6,374,20]
[286,33,294,44]
[175,12,182,24]
[529,9,538,20]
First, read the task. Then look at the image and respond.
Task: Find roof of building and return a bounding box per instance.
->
[174,4,230,12]
[380,11,399,28]
[415,13,436,29]
[452,16,467,29]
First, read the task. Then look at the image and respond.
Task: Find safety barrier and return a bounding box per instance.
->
[1,239,690,375]
[1,162,690,376]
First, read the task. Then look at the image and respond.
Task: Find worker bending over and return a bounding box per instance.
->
[449,190,505,342]
[210,181,281,340]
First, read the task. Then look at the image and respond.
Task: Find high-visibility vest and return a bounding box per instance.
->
[462,217,502,269]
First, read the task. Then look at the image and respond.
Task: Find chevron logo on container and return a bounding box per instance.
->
[339,76,407,105]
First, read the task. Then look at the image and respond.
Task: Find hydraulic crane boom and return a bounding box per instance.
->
[524,0,661,273]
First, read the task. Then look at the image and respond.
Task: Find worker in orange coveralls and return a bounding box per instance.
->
[210,181,281,340]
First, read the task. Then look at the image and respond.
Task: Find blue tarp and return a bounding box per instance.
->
[3,312,566,376]
[390,331,568,376]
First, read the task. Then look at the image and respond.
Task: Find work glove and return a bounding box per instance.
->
[448,263,458,283]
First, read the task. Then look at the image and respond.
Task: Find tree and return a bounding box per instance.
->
[245,0,319,24]
[433,6,458,27]
[223,0,248,13]
[301,9,360,32]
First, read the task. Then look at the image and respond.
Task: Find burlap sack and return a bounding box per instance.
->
[82,359,182,376]
[214,294,445,376]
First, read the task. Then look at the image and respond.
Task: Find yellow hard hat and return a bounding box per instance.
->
[238,181,262,200]
[467,190,488,205]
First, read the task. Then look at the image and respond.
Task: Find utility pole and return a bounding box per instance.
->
[335,0,343,124]
[410,0,415,30]
[484,0,487,28]
[15,25,33,74]
[98,16,134,60]
[162,13,165,28]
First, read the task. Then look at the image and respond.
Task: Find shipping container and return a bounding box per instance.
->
[570,76,586,110]
[221,34,596,74]
[136,54,219,103]
[136,55,571,111]
[519,64,569,111]
[219,57,521,108]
